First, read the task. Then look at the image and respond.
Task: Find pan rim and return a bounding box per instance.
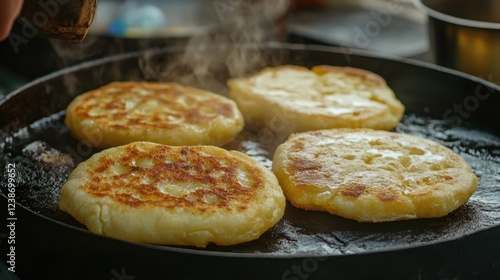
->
[0,192,496,259]
[1,42,499,259]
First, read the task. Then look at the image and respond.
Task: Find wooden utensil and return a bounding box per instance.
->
[19,0,98,43]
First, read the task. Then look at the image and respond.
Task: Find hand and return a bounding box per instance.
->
[0,0,24,41]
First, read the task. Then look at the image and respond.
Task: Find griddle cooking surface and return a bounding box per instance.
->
[1,110,499,257]
[1,44,500,259]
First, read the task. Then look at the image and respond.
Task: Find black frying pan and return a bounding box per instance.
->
[1,43,500,280]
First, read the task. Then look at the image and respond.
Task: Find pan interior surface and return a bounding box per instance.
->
[1,44,499,257]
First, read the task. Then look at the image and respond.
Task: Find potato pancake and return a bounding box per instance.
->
[65,81,244,148]
[272,128,478,222]
[227,65,404,137]
[59,141,286,247]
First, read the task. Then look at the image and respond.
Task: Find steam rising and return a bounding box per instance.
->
[49,0,290,150]
[139,0,290,93]
[49,0,289,94]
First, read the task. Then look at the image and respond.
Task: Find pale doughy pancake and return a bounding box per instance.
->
[59,141,285,247]
[227,65,404,137]
[272,128,478,222]
[65,81,244,149]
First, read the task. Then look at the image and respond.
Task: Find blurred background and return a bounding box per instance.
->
[0,0,434,99]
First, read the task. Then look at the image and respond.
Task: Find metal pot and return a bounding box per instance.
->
[415,0,500,83]
[414,0,500,83]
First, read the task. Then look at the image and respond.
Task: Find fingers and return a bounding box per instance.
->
[0,0,24,41]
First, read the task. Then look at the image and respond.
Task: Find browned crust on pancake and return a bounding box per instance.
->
[65,81,244,148]
[59,142,286,246]
[72,82,237,130]
[81,143,265,213]
[272,128,479,222]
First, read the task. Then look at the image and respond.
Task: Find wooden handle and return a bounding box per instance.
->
[19,0,98,43]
